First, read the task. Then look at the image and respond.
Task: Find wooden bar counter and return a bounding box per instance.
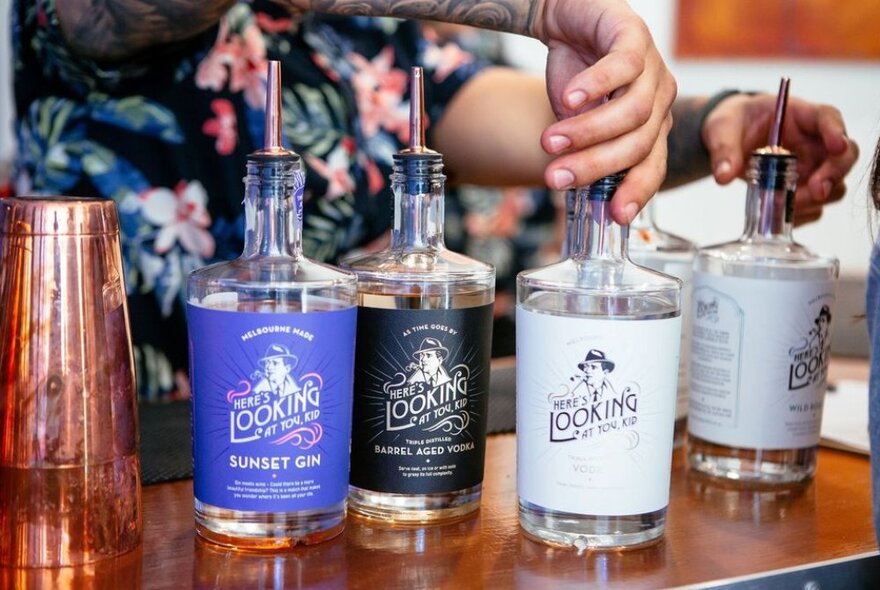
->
[2,359,876,589]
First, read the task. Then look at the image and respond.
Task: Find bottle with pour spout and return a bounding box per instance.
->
[517,169,682,550]
[186,61,358,548]
[342,67,495,523]
[687,78,839,484]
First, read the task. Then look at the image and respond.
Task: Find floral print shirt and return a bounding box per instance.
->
[12,0,487,399]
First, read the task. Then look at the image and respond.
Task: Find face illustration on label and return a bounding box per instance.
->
[550,348,639,445]
[788,304,832,391]
[384,336,471,435]
[229,343,323,448]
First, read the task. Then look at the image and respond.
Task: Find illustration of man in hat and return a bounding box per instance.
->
[408,337,452,388]
[808,305,832,352]
[254,344,301,398]
[576,349,616,403]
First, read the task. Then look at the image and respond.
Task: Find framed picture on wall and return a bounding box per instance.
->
[675,0,880,59]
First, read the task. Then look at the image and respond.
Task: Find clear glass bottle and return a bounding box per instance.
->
[516,173,682,550]
[629,201,697,448]
[687,80,838,485]
[342,68,495,523]
[186,62,358,549]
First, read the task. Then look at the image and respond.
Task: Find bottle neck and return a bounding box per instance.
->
[242,155,304,259]
[390,154,445,250]
[569,174,628,261]
[742,153,797,241]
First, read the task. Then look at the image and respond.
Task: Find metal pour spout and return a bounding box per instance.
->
[400,67,437,155]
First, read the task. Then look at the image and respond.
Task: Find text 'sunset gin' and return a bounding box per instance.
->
[629,201,696,448]
[516,173,681,550]
[687,80,838,485]
[342,68,494,523]
[186,62,357,549]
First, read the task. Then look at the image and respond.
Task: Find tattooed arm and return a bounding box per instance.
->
[55,0,237,62]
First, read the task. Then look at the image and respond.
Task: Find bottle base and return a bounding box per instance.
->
[347,485,480,524]
[194,499,345,550]
[518,500,666,552]
[687,435,817,485]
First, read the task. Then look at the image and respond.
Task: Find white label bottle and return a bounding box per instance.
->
[517,173,682,550]
[687,78,839,485]
[629,201,697,448]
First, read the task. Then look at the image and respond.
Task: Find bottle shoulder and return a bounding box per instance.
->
[696,238,839,274]
[341,246,495,282]
[188,255,357,288]
[518,258,682,293]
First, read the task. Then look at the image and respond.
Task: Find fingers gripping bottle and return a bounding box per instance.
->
[187,62,358,548]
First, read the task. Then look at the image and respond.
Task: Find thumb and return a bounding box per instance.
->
[701,99,749,185]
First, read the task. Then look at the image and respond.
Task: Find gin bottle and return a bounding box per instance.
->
[186,62,357,548]
[629,201,697,448]
[517,173,682,550]
[342,68,495,523]
[687,79,838,484]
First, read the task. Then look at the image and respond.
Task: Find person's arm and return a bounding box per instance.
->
[57,0,675,226]
[55,0,238,61]
[634,91,858,225]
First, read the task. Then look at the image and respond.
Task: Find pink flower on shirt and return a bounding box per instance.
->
[349,47,409,141]
[306,138,357,200]
[422,41,473,83]
[202,99,238,155]
[195,15,268,110]
[140,180,215,258]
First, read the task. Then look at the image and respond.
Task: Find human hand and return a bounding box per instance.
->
[532,0,677,225]
[702,93,859,225]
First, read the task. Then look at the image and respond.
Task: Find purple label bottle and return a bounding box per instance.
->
[186,61,357,549]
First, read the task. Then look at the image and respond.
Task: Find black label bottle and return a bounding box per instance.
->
[687,79,838,484]
[517,173,682,550]
[342,67,495,523]
[186,62,358,548]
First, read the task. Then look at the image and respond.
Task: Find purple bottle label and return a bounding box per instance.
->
[187,304,356,512]
[349,304,493,494]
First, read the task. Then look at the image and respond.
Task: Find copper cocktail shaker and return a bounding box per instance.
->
[0,197,142,567]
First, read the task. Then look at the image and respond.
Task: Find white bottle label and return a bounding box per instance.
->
[631,254,693,420]
[688,274,835,449]
[516,308,681,516]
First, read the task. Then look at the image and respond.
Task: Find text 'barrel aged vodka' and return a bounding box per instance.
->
[687,78,839,485]
[517,173,682,551]
[187,62,358,549]
[342,68,495,523]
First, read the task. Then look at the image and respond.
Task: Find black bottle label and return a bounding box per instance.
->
[350,304,493,494]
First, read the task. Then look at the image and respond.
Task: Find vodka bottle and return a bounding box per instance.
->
[186,62,357,548]
[517,173,682,550]
[629,201,697,448]
[342,68,495,523]
[687,78,838,485]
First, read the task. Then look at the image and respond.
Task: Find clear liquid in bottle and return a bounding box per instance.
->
[517,174,682,550]
[686,78,839,485]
